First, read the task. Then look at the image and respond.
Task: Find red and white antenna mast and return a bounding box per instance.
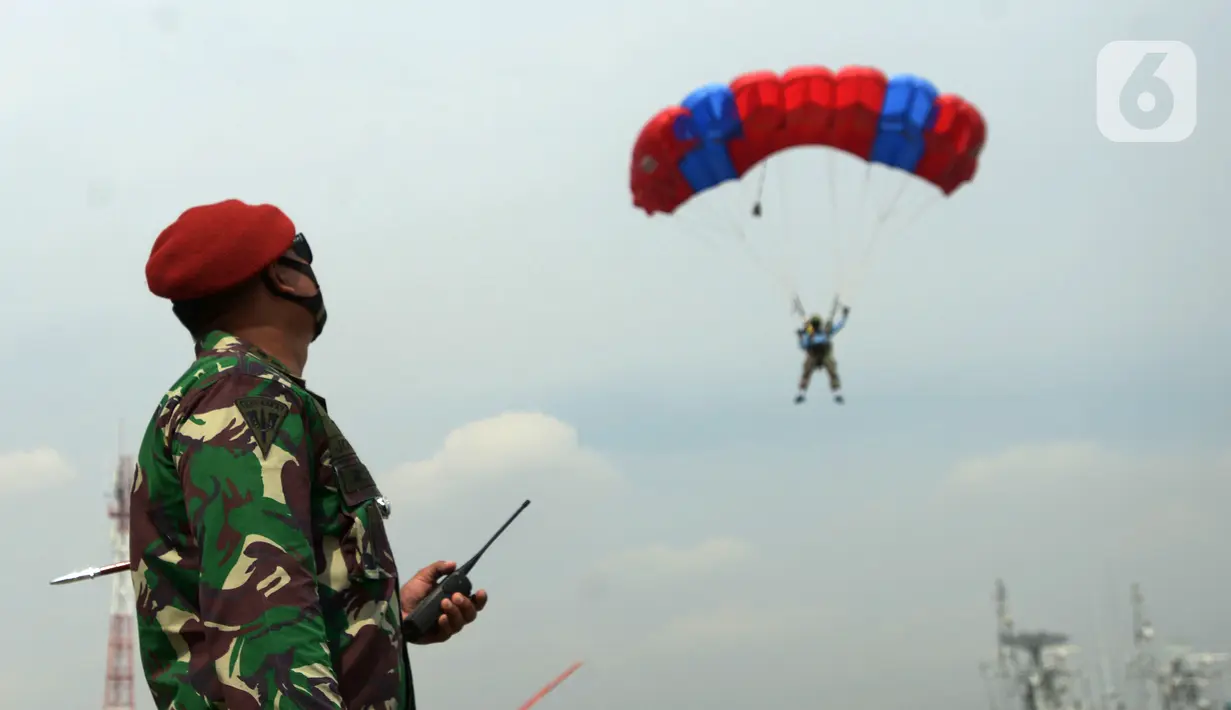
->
[103,443,136,710]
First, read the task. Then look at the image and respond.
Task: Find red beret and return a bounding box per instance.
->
[146,199,297,301]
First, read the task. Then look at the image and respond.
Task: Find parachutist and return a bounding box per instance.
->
[794,306,849,405]
[627,66,986,399]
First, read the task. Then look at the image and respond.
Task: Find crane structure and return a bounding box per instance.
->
[102,453,136,710]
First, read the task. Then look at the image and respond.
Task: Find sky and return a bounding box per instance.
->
[0,0,1227,708]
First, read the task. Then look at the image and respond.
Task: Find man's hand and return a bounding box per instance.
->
[400,560,488,645]
[843,306,851,316]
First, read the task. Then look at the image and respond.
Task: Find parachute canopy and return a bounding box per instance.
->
[630,65,987,215]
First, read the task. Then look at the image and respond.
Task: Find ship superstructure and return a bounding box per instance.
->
[982,579,1087,710]
[1125,584,1228,710]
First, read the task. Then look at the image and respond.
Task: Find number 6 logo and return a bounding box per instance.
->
[1096,41,1196,143]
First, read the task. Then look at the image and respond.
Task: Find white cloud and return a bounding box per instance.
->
[946,441,1111,489]
[796,442,1231,651]
[592,537,754,580]
[0,447,74,494]
[385,412,620,505]
[944,441,1229,495]
[934,441,1231,555]
[641,601,831,656]
[647,605,783,653]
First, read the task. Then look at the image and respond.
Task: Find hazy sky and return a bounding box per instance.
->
[1,0,1227,708]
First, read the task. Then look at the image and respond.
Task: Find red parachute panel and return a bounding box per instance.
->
[915,95,975,193]
[946,101,987,193]
[781,66,836,148]
[727,71,787,176]
[631,106,697,214]
[830,66,887,160]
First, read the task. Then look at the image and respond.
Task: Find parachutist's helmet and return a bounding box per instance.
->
[808,315,822,327]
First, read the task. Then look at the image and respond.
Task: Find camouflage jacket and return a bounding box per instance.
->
[129,331,414,709]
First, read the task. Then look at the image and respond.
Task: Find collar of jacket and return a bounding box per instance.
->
[194,329,306,388]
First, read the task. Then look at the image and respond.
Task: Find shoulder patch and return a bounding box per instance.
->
[235,396,290,458]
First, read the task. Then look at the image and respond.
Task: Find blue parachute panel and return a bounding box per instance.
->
[870,74,939,173]
[676,84,742,192]
[679,84,743,140]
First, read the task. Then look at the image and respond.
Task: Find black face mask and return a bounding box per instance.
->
[263,233,327,341]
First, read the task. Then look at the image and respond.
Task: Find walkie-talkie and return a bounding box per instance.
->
[401,499,530,641]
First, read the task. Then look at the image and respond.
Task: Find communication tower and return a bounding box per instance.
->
[102,453,135,710]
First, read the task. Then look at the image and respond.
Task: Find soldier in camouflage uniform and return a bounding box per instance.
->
[130,199,486,709]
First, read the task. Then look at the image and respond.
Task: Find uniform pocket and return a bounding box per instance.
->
[340,491,397,581]
[321,409,398,583]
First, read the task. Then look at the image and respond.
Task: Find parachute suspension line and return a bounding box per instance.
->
[775,156,806,317]
[732,224,800,308]
[752,158,806,317]
[839,166,933,304]
[715,191,752,236]
[686,186,751,247]
[825,152,844,308]
[750,162,769,217]
[672,212,727,253]
[875,173,912,224]
[672,201,745,256]
[843,189,941,302]
[677,182,800,310]
[677,203,730,235]
[672,211,793,302]
[840,172,906,302]
[835,163,875,300]
[736,160,803,315]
